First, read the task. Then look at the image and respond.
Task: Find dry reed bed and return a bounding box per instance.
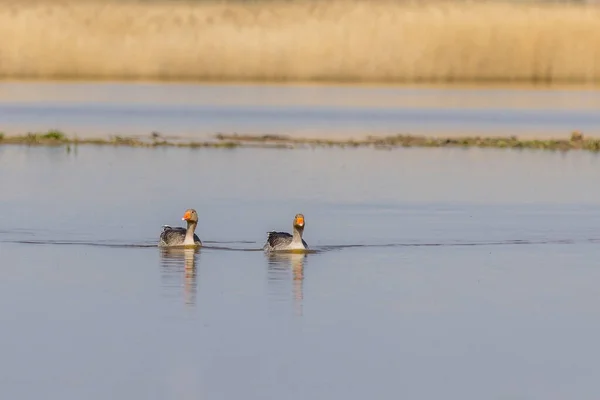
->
[1,0,600,83]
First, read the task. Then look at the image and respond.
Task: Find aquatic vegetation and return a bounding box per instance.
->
[1,130,600,153]
[3,130,69,145]
[2,0,600,84]
[42,130,66,141]
[111,136,139,146]
[0,131,245,150]
[214,132,600,153]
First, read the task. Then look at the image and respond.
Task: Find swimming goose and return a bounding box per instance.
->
[159,209,202,247]
[263,213,308,252]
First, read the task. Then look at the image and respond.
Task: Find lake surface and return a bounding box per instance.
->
[2,143,600,399]
[1,82,600,139]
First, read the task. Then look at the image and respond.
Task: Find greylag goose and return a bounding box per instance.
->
[159,209,202,247]
[263,213,308,252]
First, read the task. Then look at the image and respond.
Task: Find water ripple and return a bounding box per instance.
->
[0,237,594,251]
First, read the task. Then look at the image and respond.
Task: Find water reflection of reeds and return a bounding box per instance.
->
[159,248,199,307]
[266,252,307,317]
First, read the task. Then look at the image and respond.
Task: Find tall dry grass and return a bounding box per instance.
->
[1,0,600,83]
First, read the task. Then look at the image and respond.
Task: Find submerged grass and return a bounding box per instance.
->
[2,0,600,83]
[2,130,600,152]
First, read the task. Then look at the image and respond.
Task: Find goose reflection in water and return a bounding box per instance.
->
[266,252,307,316]
[159,247,199,307]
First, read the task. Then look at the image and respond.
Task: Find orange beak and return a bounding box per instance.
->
[182,211,191,221]
[296,216,304,226]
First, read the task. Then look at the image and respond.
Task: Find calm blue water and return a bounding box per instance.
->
[1,82,600,139]
[1,144,600,399]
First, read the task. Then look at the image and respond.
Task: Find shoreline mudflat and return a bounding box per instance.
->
[2,131,598,153]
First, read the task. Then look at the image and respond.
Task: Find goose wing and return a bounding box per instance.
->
[159,225,186,246]
[265,231,293,249]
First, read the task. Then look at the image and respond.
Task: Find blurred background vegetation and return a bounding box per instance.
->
[2,0,599,84]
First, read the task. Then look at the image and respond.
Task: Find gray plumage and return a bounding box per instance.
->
[264,231,307,249]
[159,225,201,247]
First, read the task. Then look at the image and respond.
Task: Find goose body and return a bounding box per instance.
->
[159,209,202,247]
[263,214,308,252]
